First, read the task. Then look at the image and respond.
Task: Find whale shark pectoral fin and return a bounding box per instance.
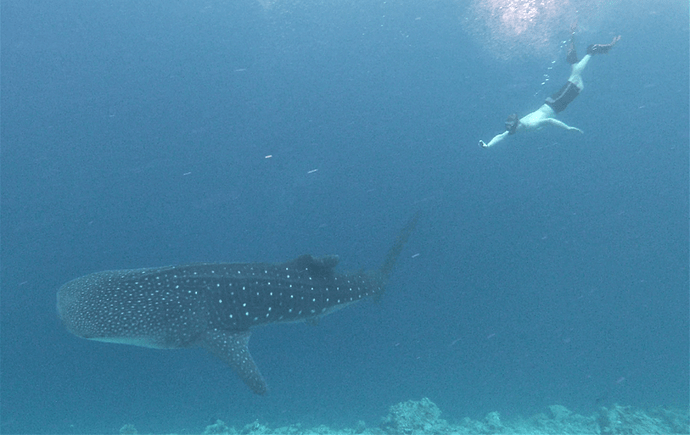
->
[202,329,268,395]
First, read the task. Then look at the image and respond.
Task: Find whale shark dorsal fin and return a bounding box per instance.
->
[201,329,268,395]
[285,254,339,277]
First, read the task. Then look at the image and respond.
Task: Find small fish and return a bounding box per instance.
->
[57,215,418,394]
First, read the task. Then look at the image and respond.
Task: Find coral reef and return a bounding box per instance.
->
[380,397,449,434]
[121,398,689,435]
[597,404,690,435]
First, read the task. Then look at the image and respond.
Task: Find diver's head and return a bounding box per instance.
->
[505,113,519,135]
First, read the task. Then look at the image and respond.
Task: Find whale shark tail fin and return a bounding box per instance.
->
[379,211,420,279]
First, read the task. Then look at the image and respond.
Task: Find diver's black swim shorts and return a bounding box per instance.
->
[545,81,580,113]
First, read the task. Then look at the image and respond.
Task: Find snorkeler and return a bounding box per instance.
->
[479,29,621,149]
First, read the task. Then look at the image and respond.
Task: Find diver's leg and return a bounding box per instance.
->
[568,54,591,88]
[566,21,580,64]
[566,41,579,64]
[587,35,621,55]
[566,33,579,64]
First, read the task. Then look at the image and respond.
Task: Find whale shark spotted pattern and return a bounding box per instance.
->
[57,216,418,394]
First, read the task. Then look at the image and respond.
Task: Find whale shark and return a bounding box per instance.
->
[57,215,418,394]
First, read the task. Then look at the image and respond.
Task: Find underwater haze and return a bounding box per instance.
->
[1,0,688,433]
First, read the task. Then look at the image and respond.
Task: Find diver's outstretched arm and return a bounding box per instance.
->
[479,131,509,148]
[544,118,583,133]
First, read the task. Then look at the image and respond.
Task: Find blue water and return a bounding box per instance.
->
[1,1,687,433]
